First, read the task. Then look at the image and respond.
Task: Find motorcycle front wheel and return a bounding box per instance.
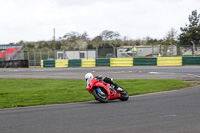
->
[119,88,129,101]
[93,88,108,103]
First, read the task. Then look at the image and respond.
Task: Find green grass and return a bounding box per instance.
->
[0,79,197,109]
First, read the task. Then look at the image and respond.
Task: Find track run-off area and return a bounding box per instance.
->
[0,66,200,133]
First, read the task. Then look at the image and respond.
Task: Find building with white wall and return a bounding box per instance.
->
[57,50,96,59]
[117,45,179,57]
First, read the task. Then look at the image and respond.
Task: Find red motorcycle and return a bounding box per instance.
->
[86,77,129,103]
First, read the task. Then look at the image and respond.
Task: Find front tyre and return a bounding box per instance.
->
[119,88,129,101]
[93,88,108,103]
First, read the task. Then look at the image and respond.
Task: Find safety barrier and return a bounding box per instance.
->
[43,60,55,67]
[96,58,110,67]
[68,59,81,67]
[40,56,200,68]
[81,59,95,67]
[182,57,200,65]
[0,60,29,68]
[0,58,5,61]
[134,58,157,66]
[157,57,182,66]
[41,60,43,68]
[55,60,68,68]
[110,58,133,67]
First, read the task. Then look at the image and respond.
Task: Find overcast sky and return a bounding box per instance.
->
[0,0,200,44]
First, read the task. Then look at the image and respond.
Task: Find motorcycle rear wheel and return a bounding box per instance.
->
[119,88,129,101]
[93,88,108,103]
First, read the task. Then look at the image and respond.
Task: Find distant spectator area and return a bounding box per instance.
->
[0,47,21,58]
[0,46,22,50]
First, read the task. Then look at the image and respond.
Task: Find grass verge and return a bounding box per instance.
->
[0,79,198,109]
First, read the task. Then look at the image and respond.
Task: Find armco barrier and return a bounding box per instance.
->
[43,60,55,67]
[134,58,157,66]
[182,57,200,65]
[110,58,133,67]
[81,59,95,67]
[0,60,29,68]
[96,58,110,67]
[157,57,182,66]
[55,60,68,68]
[68,59,81,67]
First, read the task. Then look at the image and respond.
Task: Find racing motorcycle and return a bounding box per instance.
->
[86,76,129,103]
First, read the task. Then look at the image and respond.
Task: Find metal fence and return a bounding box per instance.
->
[1,45,200,66]
[117,45,200,58]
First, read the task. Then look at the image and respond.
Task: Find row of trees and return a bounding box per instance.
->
[21,10,200,51]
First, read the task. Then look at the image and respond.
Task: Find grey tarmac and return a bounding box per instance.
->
[0,85,200,133]
[0,66,200,133]
[0,66,200,81]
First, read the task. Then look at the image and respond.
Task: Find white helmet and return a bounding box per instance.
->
[85,73,94,80]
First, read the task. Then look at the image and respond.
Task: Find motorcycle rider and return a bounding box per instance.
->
[85,73,123,92]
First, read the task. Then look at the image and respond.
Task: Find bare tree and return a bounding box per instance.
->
[100,30,120,41]
[92,36,103,47]
[60,31,89,50]
[164,28,178,44]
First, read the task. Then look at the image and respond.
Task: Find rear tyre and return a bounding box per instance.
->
[93,88,108,103]
[119,88,129,101]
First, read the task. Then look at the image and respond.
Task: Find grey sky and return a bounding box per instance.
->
[0,0,200,44]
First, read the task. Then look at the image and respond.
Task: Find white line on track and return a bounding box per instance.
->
[10,70,24,72]
[32,70,45,71]
[187,74,200,78]
[149,72,176,75]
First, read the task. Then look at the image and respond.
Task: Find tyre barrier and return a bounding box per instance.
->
[68,59,82,67]
[82,59,95,67]
[110,58,133,67]
[182,57,200,65]
[41,57,200,68]
[157,57,182,66]
[134,58,157,66]
[0,60,29,68]
[43,60,55,67]
[55,60,68,68]
[96,58,110,67]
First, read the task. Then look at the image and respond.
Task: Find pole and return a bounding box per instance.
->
[53,28,55,42]
[112,45,115,58]
[191,41,196,57]
[87,49,88,59]
[39,50,42,66]
[132,46,134,58]
[55,49,57,60]
[32,49,36,66]
[96,47,98,59]
[26,50,29,66]
[47,49,49,59]
[61,47,64,59]
[169,42,173,56]
[79,48,80,59]
[151,43,154,57]
[5,51,7,61]
[53,48,56,60]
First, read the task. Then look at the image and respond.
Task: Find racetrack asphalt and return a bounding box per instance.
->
[0,85,200,133]
[0,66,200,133]
[0,66,200,81]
